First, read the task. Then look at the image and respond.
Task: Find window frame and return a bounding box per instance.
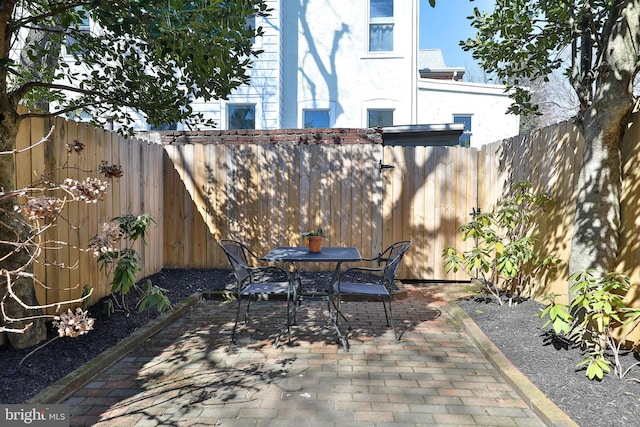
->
[303,109,331,129]
[367,109,394,128]
[64,8,92,58]
[453,114,473,147]
[368,0,394,53]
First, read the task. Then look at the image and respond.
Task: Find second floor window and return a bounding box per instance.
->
[65,8,91,57]
[228,105,255,129]
[369,0,393,52]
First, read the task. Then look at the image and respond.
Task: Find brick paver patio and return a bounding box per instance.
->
[63,283,547,426]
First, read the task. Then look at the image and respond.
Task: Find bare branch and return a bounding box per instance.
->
[0,126,53,156]
[1,269,93,315]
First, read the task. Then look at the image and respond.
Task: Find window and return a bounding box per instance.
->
[368,109,393,127]
[303,110,330,128]
[245,15,258,46]
[369,0,393,52]
[454,115,472,147]
[149,122,177,131]
[228,105,255,129]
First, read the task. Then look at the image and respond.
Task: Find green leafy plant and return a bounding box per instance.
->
[443,181,561,305]
[81,284,93,310]
[302,227,326,238]
[92,214,170,315]
[136,280,172,314]
[539,270,640,380]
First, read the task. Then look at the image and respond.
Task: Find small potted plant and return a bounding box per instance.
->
[302,228,326,253]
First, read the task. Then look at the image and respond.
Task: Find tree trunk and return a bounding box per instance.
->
[0,100,47,349]
[569,1,640,286]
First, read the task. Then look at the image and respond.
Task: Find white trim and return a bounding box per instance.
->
[362,99,399,127]
[366,0,395,53]
[418,78,512,95]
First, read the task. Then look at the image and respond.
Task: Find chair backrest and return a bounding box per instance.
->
[219,239,251,284]
[382,240,412,287]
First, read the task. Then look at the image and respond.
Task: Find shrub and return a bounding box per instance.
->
[443,181,561,305]
[91,214,172,315]
[540,270,640,380]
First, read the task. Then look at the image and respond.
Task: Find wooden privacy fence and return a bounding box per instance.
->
[14,116,164,311]
[479,113,640,304]
[160,129,478,281]
[14,110,640,309]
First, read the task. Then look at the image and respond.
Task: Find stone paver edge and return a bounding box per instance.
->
[27,291,210,405]
[447,302,579,427]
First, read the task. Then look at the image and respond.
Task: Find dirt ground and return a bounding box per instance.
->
[459,296,640,427]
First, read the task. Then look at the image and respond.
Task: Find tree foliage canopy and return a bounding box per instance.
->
[3,0,268,131]
[460,1,639,118]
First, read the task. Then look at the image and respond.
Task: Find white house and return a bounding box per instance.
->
[416,49,519,147]
[55,0,519,148]
[185,0,419,132]
[185,0,518,147]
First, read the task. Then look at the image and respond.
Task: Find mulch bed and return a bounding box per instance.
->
[459,295,640,427]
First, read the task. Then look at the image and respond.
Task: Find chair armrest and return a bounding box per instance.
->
[340,266,385,275]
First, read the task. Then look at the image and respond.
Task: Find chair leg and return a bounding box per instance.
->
[231,297,242,344]
[244,298,252,324]
[382,299,390,326]
[329,294,350,351]
[386,298,399,341]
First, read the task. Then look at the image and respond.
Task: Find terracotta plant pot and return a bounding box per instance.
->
[308,236,323,253]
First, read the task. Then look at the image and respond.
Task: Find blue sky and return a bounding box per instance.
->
[420,0,495,78]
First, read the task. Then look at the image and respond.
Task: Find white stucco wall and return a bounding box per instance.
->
[281,0,419,128]
[417,78,520,147]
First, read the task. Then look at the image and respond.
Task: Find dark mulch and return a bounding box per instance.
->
[0,269,236,405]
[459,295,640,427]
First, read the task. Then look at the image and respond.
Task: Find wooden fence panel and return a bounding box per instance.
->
[13,117,163,312]
[379,145,477,280]
[620,116,640,305]
[14,112,640,310]
[476,120,585,302]
[162,140,478,280]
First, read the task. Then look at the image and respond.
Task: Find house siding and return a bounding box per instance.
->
[418,79,520,147]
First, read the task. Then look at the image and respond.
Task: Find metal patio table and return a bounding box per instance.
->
[263,246,362,350]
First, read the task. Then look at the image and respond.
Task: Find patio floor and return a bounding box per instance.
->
[59,283,566,426]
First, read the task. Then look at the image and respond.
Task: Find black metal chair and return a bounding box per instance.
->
[331,240,412,351]
[219,239,298,348]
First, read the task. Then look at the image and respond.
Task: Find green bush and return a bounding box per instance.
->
[540,270,640,380]
[443,181,560,305]
[91,214,171,315]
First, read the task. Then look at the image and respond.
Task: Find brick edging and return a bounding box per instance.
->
[447,303,579,427]
[28,293,204,404]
